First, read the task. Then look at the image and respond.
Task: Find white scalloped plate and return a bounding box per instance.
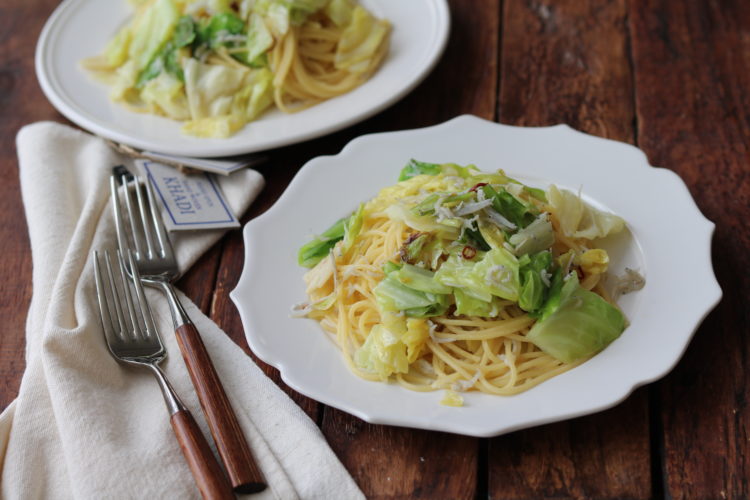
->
[35,0,449,157]
[231,115,721,437]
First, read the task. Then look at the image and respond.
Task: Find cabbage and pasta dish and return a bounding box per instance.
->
[82,0,390,138]
[296,160,643,406]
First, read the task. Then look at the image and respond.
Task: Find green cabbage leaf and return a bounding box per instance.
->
[526,273,626,363]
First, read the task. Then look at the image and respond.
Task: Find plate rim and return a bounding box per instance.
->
[230,115,723,437]
[35,0,451,157]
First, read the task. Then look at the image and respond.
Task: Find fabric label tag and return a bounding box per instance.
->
[136,160,240,231]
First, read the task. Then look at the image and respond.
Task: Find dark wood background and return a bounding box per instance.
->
[2,0,748,498]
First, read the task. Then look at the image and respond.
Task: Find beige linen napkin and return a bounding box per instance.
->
[0,122,363,500]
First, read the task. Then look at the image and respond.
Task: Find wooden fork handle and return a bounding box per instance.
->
[170,409,234,500]
[175,323,267,494]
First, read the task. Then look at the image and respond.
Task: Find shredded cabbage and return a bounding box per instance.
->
[354,325,409,379]
[547,185,625,239]
[335,6,390,73]
[83,0,390,138]
[129,0,180,72]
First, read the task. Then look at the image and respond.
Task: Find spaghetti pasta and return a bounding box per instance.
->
[270,13,388,112]
[298,160,637,402]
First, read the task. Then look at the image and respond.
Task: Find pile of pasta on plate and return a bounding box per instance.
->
[296,160,642,406]
[82,0,390,137]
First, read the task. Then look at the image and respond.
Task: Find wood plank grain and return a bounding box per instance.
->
[490,393,651,499]
[629,0,750,498]
[0,0,67,411]
[493,1,652,498]
[500,0,635,140]
[323,414,477,500]
[178,245,223,314]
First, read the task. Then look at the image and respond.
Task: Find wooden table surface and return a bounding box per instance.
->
[2,0,748,498]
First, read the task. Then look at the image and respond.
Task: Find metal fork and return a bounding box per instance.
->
[93,250,233,500]
[110,166,265,494]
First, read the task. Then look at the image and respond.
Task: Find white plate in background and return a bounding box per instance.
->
[36,0,450,157]
[231,115,721,437]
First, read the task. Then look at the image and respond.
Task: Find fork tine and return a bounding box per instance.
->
[132,174,157,260]
[110,169,131,258]
[144,176,171,259]
[119,169,146,260]
[103,250,132,341]
[94,251,121,347]
[115,249,147,340]
[123,249,159,340]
